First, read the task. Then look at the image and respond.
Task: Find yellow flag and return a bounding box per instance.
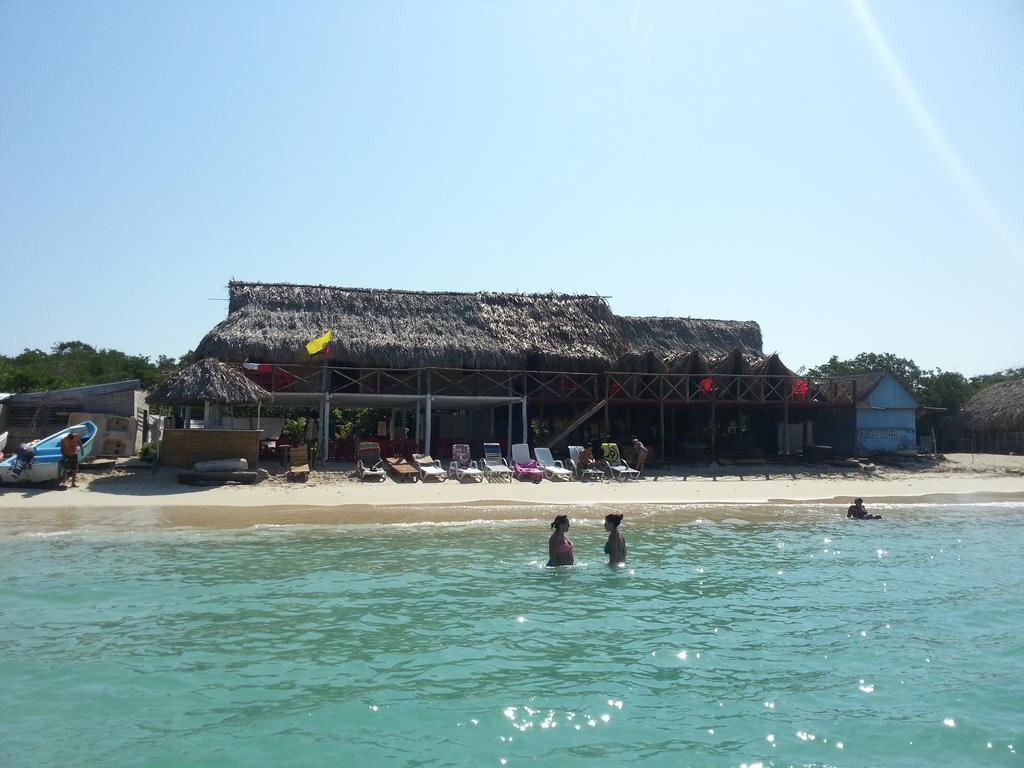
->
[306,330,333,356]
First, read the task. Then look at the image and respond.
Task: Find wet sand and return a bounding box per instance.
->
[0,453,1020,531]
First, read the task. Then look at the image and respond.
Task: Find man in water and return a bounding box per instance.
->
[847,498,881,520]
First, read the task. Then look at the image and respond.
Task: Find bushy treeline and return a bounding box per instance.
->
[0,341,192,394]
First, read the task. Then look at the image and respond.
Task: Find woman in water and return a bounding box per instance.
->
[604,514,626,565]
[547,514,574,566]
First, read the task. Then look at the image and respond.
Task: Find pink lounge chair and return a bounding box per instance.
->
[511,443,544,483]
[513,459,544,483]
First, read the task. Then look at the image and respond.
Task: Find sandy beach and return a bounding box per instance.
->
[0,453,1021,530]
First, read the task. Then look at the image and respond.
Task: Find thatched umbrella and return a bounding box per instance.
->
[961,379,1024,433]
[147,358,272,428]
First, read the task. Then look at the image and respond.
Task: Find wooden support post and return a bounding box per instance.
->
[425,394,433,457]
[507,403,513,460]
[710,381,717,460]
[603,373,610,435]
[521,397,528,446]
[659,400,665,463]
[783,396,790,457]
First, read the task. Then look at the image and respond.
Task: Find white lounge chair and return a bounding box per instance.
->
[448,443,484,483]
[481,442,513,482]
[412,453,447,482]
[601,442,641,481]
[534,447,573,481]
[568,445,605,482]
[356,442,387,482]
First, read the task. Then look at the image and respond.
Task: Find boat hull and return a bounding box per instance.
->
[0,421,97,484]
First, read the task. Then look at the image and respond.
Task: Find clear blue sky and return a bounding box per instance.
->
[2,0,1021,377]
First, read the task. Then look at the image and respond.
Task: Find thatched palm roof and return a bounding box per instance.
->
[666,350,712,375]
[749,352,797,378]
[196,283,625,371]
[961,379,1024,432]
[194,282,768,373]
[617,316,762,369]
[146,358,273,406]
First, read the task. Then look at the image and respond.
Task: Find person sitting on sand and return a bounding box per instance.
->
[604,513,626,565]
[547,514,574,566]
[847,498,881,520]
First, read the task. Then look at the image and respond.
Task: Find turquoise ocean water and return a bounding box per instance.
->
[1,503,1022,767]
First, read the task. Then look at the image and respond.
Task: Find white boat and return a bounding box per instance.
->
[0,421,97,484]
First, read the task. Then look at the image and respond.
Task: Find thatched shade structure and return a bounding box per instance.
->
[961,380,1024,433]
[749,352,797,378]
[195,283,625,371]
[195,282,771,374]
[616,316,762,372]
[666,350,711,375]
[146,358,272,406]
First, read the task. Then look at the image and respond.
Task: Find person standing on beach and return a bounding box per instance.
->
[604,514,626,565]
[547,515,574,566]
[631,436,649,473]
[59,432,82,488]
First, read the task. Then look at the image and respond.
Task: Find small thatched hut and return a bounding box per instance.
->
[147,359,274,468]
[147,358,273,407]
[959,379,1024,453]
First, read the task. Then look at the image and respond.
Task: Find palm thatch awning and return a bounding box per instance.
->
[146,358,273,406]
[616,316,762,372]
[195,283,626,371]
[961,379,1024,432]
[195,282,769,373]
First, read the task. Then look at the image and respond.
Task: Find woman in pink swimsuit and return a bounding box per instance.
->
[547,514,574,566]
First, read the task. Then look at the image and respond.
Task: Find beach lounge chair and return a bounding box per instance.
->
[412,453,447,482]
[481,442,513,482]
[601,442,640,481]
[534,447,573,481]
[356,442,386,482]
[448,443,484,483]
[511,443,544,483]
[568,445,605,482]
[287,444,310,482]
[385,456,420,482]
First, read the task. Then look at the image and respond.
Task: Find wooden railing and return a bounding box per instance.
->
[236,364,854,405]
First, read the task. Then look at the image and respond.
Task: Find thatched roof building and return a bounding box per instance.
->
[960,379,1024,433]
[146,358,272,406]
[195,281,776,373]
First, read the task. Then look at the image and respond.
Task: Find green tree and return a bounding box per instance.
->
[803,352,925,390]
[0,340,190,393]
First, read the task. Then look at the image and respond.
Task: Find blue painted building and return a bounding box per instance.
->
[849,372,919,454]
[811,372,919,455]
